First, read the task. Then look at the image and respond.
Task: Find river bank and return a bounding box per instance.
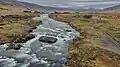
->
[0,5,43,44]
[49,13,120,67]
[0,15,42,44]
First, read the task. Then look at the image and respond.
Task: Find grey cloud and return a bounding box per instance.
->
[17,0,120,9]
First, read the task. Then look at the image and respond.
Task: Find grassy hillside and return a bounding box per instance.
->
[0,5,41,43]
[49,12,120,67]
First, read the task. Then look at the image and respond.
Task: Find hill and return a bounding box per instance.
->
[104,5,120,11]
[17,2,102,12]
[0,0,102,12]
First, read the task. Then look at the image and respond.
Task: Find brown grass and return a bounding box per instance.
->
[0,5,41,43]
[49,13,120,67]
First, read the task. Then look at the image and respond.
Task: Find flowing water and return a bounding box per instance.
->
[0,14,80,67]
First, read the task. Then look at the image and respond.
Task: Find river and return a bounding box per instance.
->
[0,14,80,67]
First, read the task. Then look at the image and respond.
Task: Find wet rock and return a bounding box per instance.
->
[28,27,37,33]
[13,34,35,43]
[65,30,71,32]
[39,36,58,44]
[28,29,33,33]
[6,43,23,50]
[14,37,25,43]
[31,27,37,29]
[0,42,9,45]
[25,34,35,41]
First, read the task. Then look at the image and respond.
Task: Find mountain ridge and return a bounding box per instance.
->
[0,0,102,12]
[104,5,120,11]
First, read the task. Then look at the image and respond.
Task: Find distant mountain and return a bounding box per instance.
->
[16,2,102,12]
[104,5,120,11]
[0,0,102,12]
[0,0,22,5]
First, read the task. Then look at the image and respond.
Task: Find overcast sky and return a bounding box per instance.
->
[17,0,120,9]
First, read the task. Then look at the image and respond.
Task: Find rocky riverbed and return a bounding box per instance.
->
[0,14,80,67]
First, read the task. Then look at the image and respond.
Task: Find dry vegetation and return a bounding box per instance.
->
[0,5,41,43]
[49,12,120,67]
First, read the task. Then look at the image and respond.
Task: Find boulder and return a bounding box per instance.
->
[14,37,25,43]
[28,27,37,33]
[28,29,33,33]
[31,27,37,29]
[25,34,35,41]
[13,34,35,43]
[6,43,23,50]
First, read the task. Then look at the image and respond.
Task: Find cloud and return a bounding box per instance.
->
[17,0,120,8]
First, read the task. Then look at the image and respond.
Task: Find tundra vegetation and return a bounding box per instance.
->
[49,12,120,67]
[0,5,42,43]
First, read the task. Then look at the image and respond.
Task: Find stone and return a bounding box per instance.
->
[25,34,35,41]
[13,34,35,43]
[6,43,23,50]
